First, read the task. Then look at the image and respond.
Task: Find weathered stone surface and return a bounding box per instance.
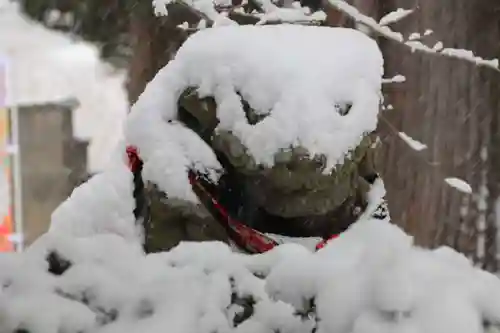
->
[145,89,378,251]
[145,185,229,252]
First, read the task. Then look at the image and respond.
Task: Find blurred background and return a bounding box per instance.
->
[0,0,498,271]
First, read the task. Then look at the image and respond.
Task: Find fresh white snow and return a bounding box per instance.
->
[432,42,444,52]
[358,177,389,222]
[154,0,326,25]
[382,74,406,84]
[2,200,500,333]
[440,48,499,69]
[255,8,327,25]
[328,0,404,42]
[398,132,427,152]
[1,2,499,331]
[126,25,384,202]
[328,0,500,70]
[2,138,497,332]
[378,8,414,26]
[445,177,473,194]
[408,32,421,41]
[48,163,139,242]
[0,1,129,172]
[404,40,498,69]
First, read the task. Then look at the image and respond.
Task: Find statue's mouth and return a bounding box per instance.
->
[126,142,378,254]
[188,169,345,254]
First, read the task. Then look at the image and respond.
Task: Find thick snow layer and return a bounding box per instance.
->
[3,152,498,332]
[48,163,140,242]
[126,25,384,201]
[2,216,500,333]
[0,1,128,171]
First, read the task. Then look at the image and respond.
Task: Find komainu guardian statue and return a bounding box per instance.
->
[124,24,389,254]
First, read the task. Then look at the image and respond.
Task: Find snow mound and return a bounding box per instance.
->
[1,217,500,333]
[126,25,384,202]
[48,163,140,243]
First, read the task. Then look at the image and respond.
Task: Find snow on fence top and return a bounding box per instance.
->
[126,25,383,201]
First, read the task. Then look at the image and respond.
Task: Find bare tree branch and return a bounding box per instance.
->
[328,0,500,71]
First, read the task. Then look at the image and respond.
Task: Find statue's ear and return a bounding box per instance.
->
[177,88,218,141]
[236,92,269,125]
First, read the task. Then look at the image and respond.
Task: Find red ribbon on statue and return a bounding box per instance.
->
[126,146,141,172]
[188,171,279,253]
[315,234,340,251]
[125,145,340,254]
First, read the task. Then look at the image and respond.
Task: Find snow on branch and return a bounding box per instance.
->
[379,8,414,26]
[408,32,421,41]
[405,41,499,69]
[153,0,499,70]
[153,0,326,29]
[408,29,432,41]
[382,74,406,84]
[326,1,405,40]
[328,0,500,71]
[380,117,476,196]
[398,132,427,151]
[445,177,473,194]
[153,0,235,26]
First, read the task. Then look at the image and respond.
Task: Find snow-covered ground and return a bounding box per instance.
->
[0,0,128,172]
[2,181,500,333]
[2,164,500,333]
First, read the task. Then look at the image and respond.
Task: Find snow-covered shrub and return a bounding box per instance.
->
[1,164,499,333]
[2,210,500,333]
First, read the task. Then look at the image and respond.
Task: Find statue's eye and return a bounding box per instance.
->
[238,92,268,125]
[335,102,352,116]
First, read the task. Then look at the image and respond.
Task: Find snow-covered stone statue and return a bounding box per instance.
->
[124,24,389,253]
[3,23,500,333]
